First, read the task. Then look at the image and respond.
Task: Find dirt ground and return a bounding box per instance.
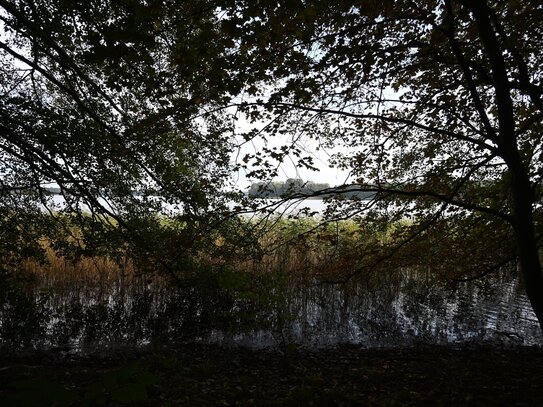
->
[1,343,543,406]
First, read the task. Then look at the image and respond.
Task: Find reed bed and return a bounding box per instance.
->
[13,213,515,292]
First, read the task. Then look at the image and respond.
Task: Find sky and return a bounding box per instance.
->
[226,105,353,191]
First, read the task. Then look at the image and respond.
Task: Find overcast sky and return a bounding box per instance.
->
[228,113,353,190]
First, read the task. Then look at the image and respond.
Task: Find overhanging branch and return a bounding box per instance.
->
[269,102,501,155]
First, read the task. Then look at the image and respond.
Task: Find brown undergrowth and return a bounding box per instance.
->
[18,215,515,290]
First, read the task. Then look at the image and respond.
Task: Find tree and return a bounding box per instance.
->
[247,179,331,197]
[219,1,543,329]
[0,0,238,269]
[1,0,542,334]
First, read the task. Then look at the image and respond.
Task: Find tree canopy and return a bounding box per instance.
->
[0,1,542,328]
[0,0,239,267]
[216,0,543,327]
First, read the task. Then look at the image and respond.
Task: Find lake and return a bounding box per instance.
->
[1,267,540,354]
[49,194,333,215]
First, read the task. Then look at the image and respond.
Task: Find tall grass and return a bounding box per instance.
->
[11,217,368,294]
[15,212,516,291]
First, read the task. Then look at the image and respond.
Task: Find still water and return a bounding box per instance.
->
[49,195,331,215]
[1,269,540,353]
[209,271,541,348]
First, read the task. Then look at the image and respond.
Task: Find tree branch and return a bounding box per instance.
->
[270,101,501,155]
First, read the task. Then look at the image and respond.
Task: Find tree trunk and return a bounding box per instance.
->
[510,170,543,332]
[466,0,543,331]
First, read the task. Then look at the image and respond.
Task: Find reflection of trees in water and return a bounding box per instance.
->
[282,270,539,347]
[0,269,540,352]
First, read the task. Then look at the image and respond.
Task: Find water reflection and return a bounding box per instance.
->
[1,269,541,353]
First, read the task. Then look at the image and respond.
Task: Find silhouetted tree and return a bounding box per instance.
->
[220,0,543,330]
